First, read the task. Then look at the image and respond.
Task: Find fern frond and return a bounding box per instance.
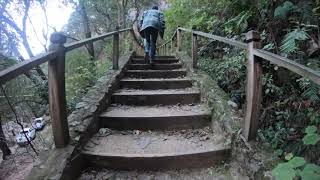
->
[274,1,296,19]
[280,28,309,54]
[302,84,320,102]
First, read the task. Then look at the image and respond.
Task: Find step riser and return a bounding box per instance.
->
[100,115,211,130]
[120,80,192,89]
[134,56,176,59]
[112,93,200,105]
[83,149,231,170]
[129,64,182,70]
[131,59,179,64]
[125,71,186,78]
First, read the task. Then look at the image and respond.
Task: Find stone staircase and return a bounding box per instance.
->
[81,55,231,170]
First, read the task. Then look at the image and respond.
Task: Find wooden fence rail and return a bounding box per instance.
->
[0,27,135,148]
[164,27,320,141]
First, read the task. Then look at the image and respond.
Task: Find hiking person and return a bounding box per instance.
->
[140,5,165,64]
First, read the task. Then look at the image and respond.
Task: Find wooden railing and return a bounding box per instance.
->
[0,27,139,148]
[161,27,320,140]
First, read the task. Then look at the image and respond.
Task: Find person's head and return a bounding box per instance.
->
[152,5,158,10]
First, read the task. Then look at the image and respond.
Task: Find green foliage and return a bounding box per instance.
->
[258,121,291,149]
[298,78,320,103]
[198,51,246,91]
[263,73,283,96]
[280,28,309,54]
[223,11,252,34]
[307,108,320,125]
[303,126,320,145]
[65,48,111,111]
[300,164,320,180]
[274,1,296,19]
[272,155,320,180]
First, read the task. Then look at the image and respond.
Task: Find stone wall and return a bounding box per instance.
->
[176,51,241,138]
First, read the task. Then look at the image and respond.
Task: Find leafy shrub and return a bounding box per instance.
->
[272,155,320,180]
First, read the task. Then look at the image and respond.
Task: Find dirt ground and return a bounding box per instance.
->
[0,120,54,180]
[78,162,250,180]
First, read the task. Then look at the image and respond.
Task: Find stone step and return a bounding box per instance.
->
[120,78,193,90]
[82,129,231,170]
[125,69,186,79]
[128,63,182,70]
[100,104,211,130]
[112,89,200,105]
[131,58,179,64]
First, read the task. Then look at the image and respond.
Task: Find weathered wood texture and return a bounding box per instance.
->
[0,52,57,84]
[253,49,320,85]
[65,28,131,51]
[179,27,247,49]
[243,31,263,141]
[177,28,182,52]
[48,33,69,148]
[192,32,198,68]
[113,27,120,70]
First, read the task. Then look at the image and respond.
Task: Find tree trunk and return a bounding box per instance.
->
[117,0,128,52]
[21,34,47,81]
[0,117,11,160]
[79,0,95,59]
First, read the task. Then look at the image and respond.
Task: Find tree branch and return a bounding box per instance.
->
[0,86,38,156]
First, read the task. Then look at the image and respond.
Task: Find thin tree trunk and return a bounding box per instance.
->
[0,116,11,160]
[79,0,95,59]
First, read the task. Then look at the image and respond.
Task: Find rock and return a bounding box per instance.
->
[75,102,87,109]
[82,118,92,127]
[133,130,141,135]
[69,121,80,127]
[74,136,80,141]
[89,105,98,113]
[99,128,112,136]
[75,125,86,133]
[227,100,238,108]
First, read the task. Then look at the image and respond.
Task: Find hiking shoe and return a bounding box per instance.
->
[144,53,149,63]
[150,59,155,66]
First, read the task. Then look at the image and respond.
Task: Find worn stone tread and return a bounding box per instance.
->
[128,63,182,70]
[99,104,211,130]
[112,88,200,105]
[125,69,187,78]
[82,129,231,170]
[131,59,179,64]
[120,78,193,89]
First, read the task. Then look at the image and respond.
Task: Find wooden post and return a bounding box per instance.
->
[48,32,69,148]
[177,27,181,52]
[243,30,263,141]
[192,27,198,68]
[112,26,120,70]
[164,44,167,55]
[129,30,133,51]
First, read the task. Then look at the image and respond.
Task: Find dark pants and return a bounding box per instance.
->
[143,27,158,60]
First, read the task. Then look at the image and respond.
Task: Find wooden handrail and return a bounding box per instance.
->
[158,30,177,48]
[0,51,57,84]
[65,28,132,51]
[178,27,247,49]
[175,26,320,141]
[254,49,320,85]
[0,28,132,85]
[177,27,320,86]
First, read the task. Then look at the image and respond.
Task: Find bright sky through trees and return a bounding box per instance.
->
[18,0,74,57]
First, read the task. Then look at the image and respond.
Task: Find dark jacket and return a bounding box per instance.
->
[140,9,165,38]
